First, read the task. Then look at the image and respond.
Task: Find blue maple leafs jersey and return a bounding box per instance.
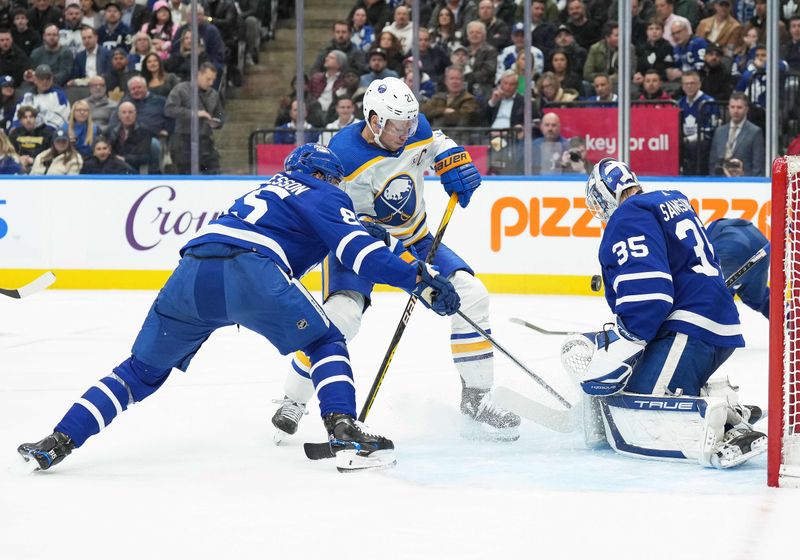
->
[599,190,744,348]
[182,171,417,291]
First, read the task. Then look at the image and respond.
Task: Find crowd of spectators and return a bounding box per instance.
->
[268,0,800,177]
[0,0,277,175]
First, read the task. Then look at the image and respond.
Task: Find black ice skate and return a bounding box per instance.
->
[461,386,521,442]
[271,396,308,444]
[710,428,768,469]
[323,413,396,473]
[17,431,75,471]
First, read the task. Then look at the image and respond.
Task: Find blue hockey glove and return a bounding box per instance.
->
[434,147,481,208]
[580,321,646,397]
[412,262,460,316]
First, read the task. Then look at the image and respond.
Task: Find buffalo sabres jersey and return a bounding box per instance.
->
[600,189,744,348]
[182,171,417,291]
[328,114,456,247]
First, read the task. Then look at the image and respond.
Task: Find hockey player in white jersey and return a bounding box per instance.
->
[271,77,521,441]
[560,158,766,468]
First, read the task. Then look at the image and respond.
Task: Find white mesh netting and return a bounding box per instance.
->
[783,156,800,477]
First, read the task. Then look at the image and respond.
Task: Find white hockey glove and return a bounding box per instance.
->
[581,322,646,397]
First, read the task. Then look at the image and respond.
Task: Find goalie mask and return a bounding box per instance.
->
[585,158,641,222]
[362,77,419,151]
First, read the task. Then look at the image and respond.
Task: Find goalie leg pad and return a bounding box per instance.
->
[599,393,728,466]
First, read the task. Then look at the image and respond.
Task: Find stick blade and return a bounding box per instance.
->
[493,386,575,433]
[17,272,57,298]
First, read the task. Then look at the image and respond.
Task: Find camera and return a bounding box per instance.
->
[568,149,582,162]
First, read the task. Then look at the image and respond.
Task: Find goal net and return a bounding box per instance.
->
[769,156,800,488]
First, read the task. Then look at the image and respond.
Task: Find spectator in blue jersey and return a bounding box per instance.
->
[706,218,769,318]
[734,26,760,78]
[575,158,765,469]
[18,142,461,474]
[677,70,718,175]
[97,2,133,52]
[666,18,707,83]
[735,45,789,110]
[63,99,98,158]
[349,7,375,52]
[496,23,545,84]
[708,92,764,177]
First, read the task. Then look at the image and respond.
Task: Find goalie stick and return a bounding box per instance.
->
[0,272,56,299]
[304,193,459,461]
[511,243,770,337]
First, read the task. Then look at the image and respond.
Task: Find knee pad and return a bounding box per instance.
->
[322,291,365,342]
[112,356,172,402]
[448,270,489,329]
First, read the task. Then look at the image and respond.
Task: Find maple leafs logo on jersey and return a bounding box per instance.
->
[374,174,416,226]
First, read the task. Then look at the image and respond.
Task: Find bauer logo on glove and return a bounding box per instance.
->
[434,147,481,208]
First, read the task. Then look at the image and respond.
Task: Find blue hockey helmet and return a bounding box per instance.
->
[284,143,345,186]
[585,158,641,222]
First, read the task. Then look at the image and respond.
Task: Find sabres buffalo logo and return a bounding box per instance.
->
[374,174,416,226]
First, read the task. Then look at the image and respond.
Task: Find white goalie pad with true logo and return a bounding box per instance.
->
[599,393,728,466]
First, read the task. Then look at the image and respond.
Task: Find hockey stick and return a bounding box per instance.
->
[0,272,56,299]
[492,386,574,432]
[455,310,573,409]
[304,193,459,461]
[510,244,770,338]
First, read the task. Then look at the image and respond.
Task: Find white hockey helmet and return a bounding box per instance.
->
[585,158,641,222]
[362,77,419,149]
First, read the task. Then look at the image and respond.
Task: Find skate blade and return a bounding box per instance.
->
[14,451,45,474]
[272,429,292,445]
[335,449,397,473]
[460,418,520,442]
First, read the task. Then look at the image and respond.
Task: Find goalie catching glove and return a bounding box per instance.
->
[412,262,460,316]
[580,321,646,396]
[434,147,481,208]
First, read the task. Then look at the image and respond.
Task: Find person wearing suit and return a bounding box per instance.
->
[68,26,112,86]
[708,92,764,177]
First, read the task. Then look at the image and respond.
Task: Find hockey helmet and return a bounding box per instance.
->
[585,158,641,222]
[362,77,418,149]
[284,143,345,186]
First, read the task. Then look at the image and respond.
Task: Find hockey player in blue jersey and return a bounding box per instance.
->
[17,144,461,473]
[559,158,766,468]
[271,77,521,442]
[706,218,769,319]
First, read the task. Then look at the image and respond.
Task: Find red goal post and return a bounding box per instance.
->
[769,156,800,488]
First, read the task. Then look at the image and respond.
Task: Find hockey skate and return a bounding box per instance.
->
[710,428,768,469]
[271,396,308,444]
[461,386,521,442]
[323,413,396,473]
[17,431,74,471]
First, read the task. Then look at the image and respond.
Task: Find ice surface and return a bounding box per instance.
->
[0,291,794,560]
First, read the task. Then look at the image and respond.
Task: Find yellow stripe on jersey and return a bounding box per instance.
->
[400,251,416,263]
[405,225,429,246]
[322,256,330,300]
[434,150,472,176]
[451,340,493,354]
[405,137,433,152]
[344,155,385,181]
